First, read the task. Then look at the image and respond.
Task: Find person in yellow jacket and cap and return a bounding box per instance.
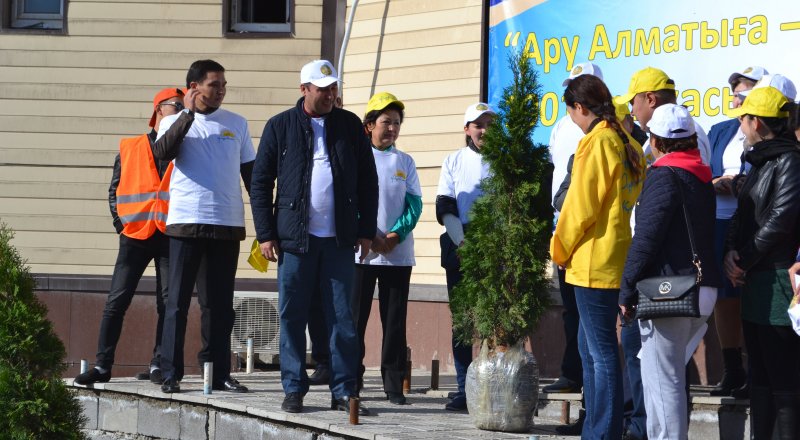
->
[75,87,184,386]
[550,74,645,439]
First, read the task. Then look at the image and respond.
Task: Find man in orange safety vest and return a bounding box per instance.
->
[75,87,184,386]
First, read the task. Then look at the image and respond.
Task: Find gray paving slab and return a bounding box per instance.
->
[71,369,749,440]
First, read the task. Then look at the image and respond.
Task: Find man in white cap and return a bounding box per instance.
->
[250,59,378,415]
[707,65,768,398]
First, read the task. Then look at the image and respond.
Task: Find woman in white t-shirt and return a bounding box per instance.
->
[353,92,422,405]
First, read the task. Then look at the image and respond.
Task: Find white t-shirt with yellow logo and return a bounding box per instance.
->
[158,108,256,227]
[358,146,421,266]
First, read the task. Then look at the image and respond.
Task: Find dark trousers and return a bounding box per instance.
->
[308,288,330,367]
[743,320,800,392]
[159,237,239,384]
[556,268,582,384]
[354,264,412,394]
[441,233,472,395]
[96,232,169,370]
[445,261,472,395]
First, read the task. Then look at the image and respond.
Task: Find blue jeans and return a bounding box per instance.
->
[622,320,647,438]
[575,286,624,440]
[278,235,359,399]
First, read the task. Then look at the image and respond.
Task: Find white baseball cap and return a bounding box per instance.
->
[728,66,768,88]
[463,102,496,127]
[743,73,797,101]
[562,62,603,86]
[300,60,338,87]
[648,104,696,139]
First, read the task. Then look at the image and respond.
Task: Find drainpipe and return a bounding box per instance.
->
[337,0,359,99]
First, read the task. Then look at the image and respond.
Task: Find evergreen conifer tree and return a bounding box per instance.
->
[0,222,87,439]
[450,52,554,347]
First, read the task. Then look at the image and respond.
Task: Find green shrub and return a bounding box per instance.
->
[0,222,87,439]
[450,53,554,347]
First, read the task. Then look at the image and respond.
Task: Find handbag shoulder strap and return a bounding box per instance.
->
[665,166,703,281]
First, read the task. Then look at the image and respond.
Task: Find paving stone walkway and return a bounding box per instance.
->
[71,368,579,439]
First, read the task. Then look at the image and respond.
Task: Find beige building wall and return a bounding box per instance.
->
[0,0,326,279]
[340,0,483,285]
[0,0,484,286]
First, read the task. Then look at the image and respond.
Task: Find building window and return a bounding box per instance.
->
[11,0,64,29]
[228,0,291,34]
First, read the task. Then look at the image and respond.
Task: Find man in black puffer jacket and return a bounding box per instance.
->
[250,60,378,415]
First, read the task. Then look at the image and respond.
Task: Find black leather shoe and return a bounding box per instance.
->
[386,392,407,405]
[543,376,581,393]
[281,393,304,413]
[74,368,111,385]
[622,429,646,440]
[149,369,163,385]
[212,377,248,393]
[161,377,180,393]
[555,409,585,435]
[445,393,467,411]
[731,383,750,399]
[135,371,150,380]
[308,365,330,386]
[710,368,747,396]
[331,397,370,416]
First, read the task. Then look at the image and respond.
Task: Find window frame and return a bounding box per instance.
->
[223,0,294,38]
[10,0,64,30]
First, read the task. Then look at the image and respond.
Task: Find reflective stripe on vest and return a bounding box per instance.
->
[116,134,172,240]
[116,191,170,204]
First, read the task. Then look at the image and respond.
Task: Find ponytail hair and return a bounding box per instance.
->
[564,75,644,181]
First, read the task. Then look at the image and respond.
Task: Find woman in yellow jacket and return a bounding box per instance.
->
[550,74,645,439]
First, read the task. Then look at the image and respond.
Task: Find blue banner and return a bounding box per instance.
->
[488,0,800,145]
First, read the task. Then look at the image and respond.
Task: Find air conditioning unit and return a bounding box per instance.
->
[231,291,281,357]
[231,291,314,365]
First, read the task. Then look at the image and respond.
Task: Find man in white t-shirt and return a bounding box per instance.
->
[250,60,378,415]
[153,60,256,394]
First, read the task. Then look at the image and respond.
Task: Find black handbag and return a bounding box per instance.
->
[635,167,703,321]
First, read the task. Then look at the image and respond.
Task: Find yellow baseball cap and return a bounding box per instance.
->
[729,86,790,119]
[614,67,676,105]
[613,97,630,122]
[247,239,269,273]
[365,92,404,116]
